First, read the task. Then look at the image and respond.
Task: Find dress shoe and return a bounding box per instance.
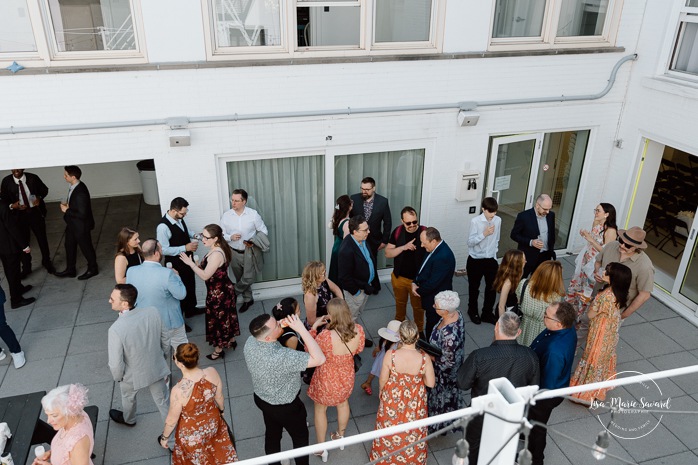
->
[206,349,225,361]
[11,297,35,309]
[468,312,482,325]
[77,270,99,280]
[21,285,33,294]
[364,338,374,348]
[55,269,77,278]
[109,409,136,427]
[44,262,56,274]
[239,299,255,313]
[184,306,206,318]
[481,313,498,325]
[185,324,193,333]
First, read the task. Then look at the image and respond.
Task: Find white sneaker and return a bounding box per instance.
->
[11,351,25,369]
[0,349,6,361]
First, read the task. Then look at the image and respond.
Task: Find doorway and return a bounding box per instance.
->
[485,129,590,257]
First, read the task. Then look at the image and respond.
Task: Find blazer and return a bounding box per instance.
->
[0,173,49,217]
[350,193,392,246]
[0,203,27,255]
[108,305,170,390]
[126,261,187,330]
[414,240,456,301]
[64,182,95,234]
[510,208,557,264]
[338,236,380,295]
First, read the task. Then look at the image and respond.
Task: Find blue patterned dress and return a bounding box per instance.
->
[428,311,466,433]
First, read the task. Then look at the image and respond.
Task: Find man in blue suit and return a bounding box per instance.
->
[412,227,456,338]
[510,194,556,278]
[126,238,188,353]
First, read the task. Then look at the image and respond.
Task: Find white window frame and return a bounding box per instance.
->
[488,0,624,51]
[667,8,698,80]
[203,0,443,61]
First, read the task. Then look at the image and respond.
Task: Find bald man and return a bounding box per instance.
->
[511,194,556,277]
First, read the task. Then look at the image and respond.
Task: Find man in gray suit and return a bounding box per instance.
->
[126,239,188,352]
[107,284,170,427]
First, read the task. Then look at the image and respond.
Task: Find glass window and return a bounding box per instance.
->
[334,149,425,269]
[374,0,432,43]
[297,5,361,47]
[492,0,546,39]
[672,20,698,75]
[534,130,590,249]
[557,0,609,37]
[211,0,282,48]
[47,0,136,52]
[688,0,698,7]
[0,0,37,52]
[226,155,325,281]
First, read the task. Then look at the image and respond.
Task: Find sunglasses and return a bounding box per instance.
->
[403,220,419,226]
[618,236,634,249]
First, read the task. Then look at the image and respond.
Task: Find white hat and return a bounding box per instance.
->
[377,320,401,343]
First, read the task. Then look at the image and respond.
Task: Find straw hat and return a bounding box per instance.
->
[617,226,648,249]
[377,320,401,342]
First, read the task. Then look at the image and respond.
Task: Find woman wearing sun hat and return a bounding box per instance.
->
[360,320,401,396]
[593,226,655,320]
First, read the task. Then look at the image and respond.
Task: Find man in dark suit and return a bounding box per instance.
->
[338,215,379,347]
[510,194,556,278]
[0,203,35,309]
[412,227,456,338]
[350,176,391,271]
[56,165,98,280]
[1,169,55,276]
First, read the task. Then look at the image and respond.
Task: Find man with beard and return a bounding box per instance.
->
[350,177,391,280]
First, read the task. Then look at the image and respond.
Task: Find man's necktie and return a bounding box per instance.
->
[18,180,30,208]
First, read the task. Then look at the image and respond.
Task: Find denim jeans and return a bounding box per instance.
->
[0,302,21,354]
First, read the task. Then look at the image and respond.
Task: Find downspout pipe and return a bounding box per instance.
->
[0,54,637,136]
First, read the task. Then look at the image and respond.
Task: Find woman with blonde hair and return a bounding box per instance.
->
[371,320,434,465]
[32,384,94,465]
[301,261,342,327]
[327,195,353,284]
[179,224,239,360]
[161,343,237,463]
[493,249,526,317]
[114,227,142,284]
[516,260,565,346]
[306,298,364,462]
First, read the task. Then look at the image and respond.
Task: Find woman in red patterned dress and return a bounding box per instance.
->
[307,298,365,462]
[370,320,435,465]
[160,343,237,464]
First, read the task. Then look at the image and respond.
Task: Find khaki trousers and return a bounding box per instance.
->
[391,273,424,332]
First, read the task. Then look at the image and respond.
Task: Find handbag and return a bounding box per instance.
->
[338,330,362,372]
[511,279,530,319]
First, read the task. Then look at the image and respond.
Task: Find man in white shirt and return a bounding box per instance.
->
[466,197,502,325]
[220,189,268,313]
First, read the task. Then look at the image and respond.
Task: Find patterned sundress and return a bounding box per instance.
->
[566,223,605,315]
[202,251,240,348]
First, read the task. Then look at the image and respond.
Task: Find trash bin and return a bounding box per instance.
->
[136,159,160,206]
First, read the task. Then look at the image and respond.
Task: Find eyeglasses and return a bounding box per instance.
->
[359,228,370,232]
[360,187,375,192]
[536,202,551,213]
[202,234,212,240]
[544,314,560,323]
[403,220,419,226]
[594,208,604,213]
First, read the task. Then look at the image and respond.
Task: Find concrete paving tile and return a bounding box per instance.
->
[364,289,398,311]
[4,307,32,337]
[226,358,254,398]
[620,422,687,463]
[24,302,79,333]
[617,359,686,399]
[110,381,162,417]
[92,416,108,464]
[36,280,86,306]
[0,364,9,388]
[653,395,698,450]
[230,394,266,440]
[20,327,72,361]
[60,351,113,386]
[76,298,117,326]
[83,381,115,423]
[115,457,169,465]
[69,321,112,355]
[0,358,62,397]
[233,436,266,461]
[619,323,684,358]
[547,398,594,426]
[464,320,496,349]
[652,317,698,351]
[358,306,394,342]
[617,310,647,326]
[452,276,469,297]
[538,435,574,465]
[648,351,698,395]
[636,299,680,322]
[616,339,645,364]
[103,411,170,464]
[640,451,698,465]
[347,377,381,418]
[549,415,635,464]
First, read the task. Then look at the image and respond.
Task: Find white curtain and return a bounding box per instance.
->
[0,0,36,52]
[557,0,608,37]
[493,0,546,38]
[374,0,432,43]
[334,149,425,269]
[226,155,325,281]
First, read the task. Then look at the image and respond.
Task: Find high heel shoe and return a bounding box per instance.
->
[330,431,345,450]
[206,350,225,360]
[230,340,238,350]
[313,450,328,462]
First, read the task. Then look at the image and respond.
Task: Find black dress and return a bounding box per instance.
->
[124,251,142,270]
[201,252,240,348]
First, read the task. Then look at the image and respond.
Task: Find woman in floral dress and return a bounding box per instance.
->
[180,224,239,360]
[570,262,631,402]
[161,343,237,464]
[566,203,618,315]
[370,320,435,465]
[428,291,465,433]
[307,298,364,462]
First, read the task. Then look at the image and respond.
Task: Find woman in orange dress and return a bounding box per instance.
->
[370,320,435,465]
[307,298,364,462]
[570,262,631,402]
[160,343,237,464]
